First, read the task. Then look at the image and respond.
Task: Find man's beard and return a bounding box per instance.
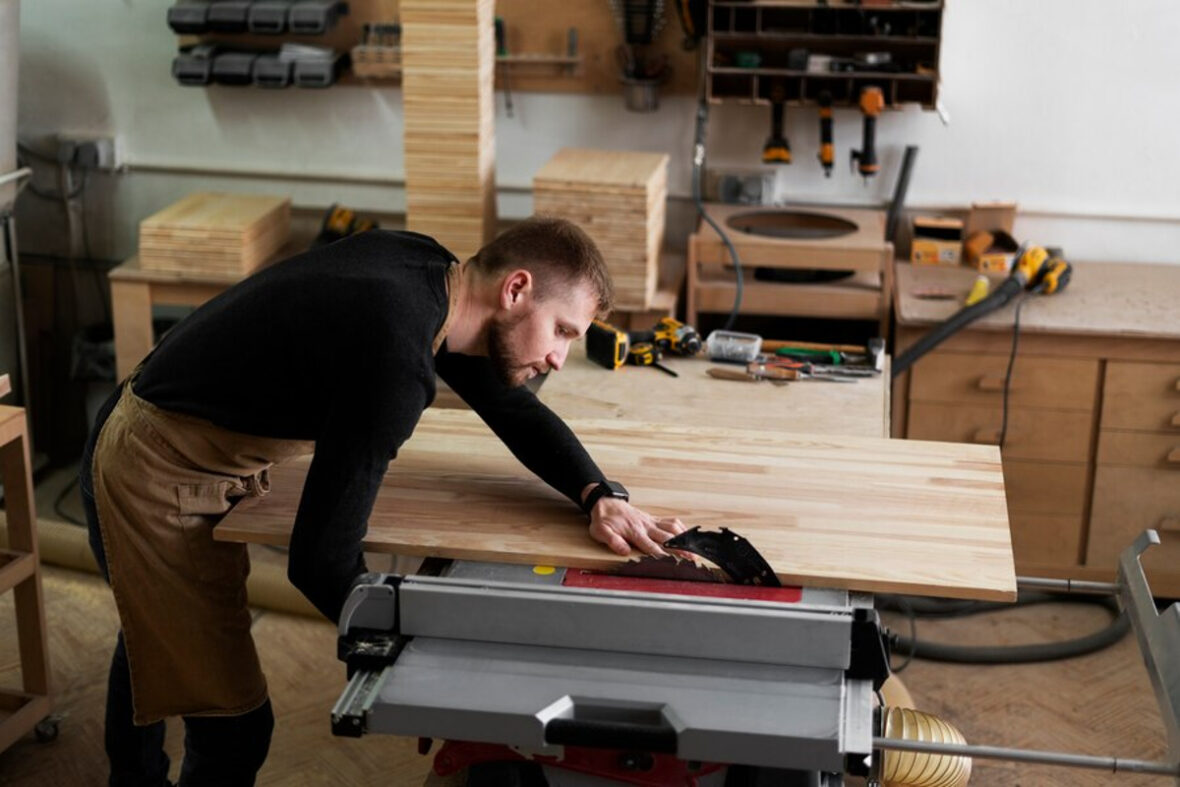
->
[487,311,531,387]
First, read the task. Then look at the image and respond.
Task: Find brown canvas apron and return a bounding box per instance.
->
[91,261,461,725]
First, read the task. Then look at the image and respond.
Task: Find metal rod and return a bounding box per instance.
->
[0,167,31,189]
[1016,576,1120,595]
[874,737,1179,776]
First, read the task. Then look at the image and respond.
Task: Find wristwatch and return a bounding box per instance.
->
[581,479,629,515]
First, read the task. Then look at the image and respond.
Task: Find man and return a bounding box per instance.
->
[79,216,686,786]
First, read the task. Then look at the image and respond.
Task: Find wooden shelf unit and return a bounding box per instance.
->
[0,404,52,753]
[686,203,894,337]
[707,1,944,108]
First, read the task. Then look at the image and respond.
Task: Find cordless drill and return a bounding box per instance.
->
[629,317,703,357]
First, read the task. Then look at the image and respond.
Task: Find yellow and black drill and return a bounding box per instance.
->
[630,317,703,357]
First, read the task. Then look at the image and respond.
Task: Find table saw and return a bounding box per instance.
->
[327,533,1180,786]
[332,558,885,786]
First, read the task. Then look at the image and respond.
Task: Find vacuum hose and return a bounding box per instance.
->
[879,707,972,787]
[891,277,1023,378]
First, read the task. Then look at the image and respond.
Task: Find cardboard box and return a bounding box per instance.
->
[965,201,1017,238]
[910,216,964,265]
[965,229,1020,274]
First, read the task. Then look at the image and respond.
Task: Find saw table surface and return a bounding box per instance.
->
[217,409,1015,601]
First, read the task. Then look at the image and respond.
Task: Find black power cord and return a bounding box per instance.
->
[691,48,742,331]
[879,591,1129,670]
[996,292,1030,448]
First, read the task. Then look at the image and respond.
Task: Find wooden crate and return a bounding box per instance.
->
[138,192,291,275]
[533,148,669,311]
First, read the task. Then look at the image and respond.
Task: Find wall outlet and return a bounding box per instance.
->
[55,133,123,172]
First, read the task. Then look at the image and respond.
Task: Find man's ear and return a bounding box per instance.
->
[500,269,533,311]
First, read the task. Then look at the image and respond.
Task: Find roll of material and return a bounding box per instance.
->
[0,0,19,212]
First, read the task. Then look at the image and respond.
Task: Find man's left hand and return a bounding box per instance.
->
[587,497,687,557]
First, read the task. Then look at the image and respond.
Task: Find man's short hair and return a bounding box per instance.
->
[469,215,614,316]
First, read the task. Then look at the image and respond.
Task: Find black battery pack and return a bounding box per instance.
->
[167,2,211,34]
[247,1,294,34]
[253,54,293,88]
[206,0,251,32]
[212,51,259,86]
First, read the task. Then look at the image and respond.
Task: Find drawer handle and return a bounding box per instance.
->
[977,375,1006,392]
[1167,448,1180,465]
[1175,378,1180,392]
[972,428,1001,445]
[1172,412,1180,428]
[1160,516,1180,533]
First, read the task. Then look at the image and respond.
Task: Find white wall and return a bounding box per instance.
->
[13,0,1180,263]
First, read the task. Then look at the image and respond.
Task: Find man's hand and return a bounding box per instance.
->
[587,497,688,557]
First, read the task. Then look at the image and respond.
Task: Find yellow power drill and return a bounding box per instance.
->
[630,317,703,357]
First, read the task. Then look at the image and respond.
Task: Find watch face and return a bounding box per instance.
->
[606,481,629,498]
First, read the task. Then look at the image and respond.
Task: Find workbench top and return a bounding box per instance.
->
[896,260,1180,340]
[440,337,892,440]
[218,408,1015,601]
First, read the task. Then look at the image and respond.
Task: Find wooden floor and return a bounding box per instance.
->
[0,477,1172,785]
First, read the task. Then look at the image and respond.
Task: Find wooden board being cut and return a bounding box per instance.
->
[217,409,1016,601]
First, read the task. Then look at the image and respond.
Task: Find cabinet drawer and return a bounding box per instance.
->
[1102,361,1180,432]
[1096,430,1180,468]
[1002,460,1088,515]
[909,352,1098,411]
[1086,465,1180,575]
[1009,512,1083,568]
[907,402,1092,463]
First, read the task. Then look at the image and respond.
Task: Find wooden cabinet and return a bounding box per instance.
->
[894,261,1180,596]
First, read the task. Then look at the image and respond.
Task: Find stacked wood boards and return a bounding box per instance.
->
[217,409,1017,602]
[401,0,496,263]
[138,192,290,275]
[533,148,669,310]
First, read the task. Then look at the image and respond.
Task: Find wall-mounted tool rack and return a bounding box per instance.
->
[706,0,944,108]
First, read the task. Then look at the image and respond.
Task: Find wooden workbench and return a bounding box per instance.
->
[216,342,1017,601]
[110,256,253,381]
[110,243,304,381]
[439,337,892,440]
[893,260,1180,596]
[218,408,1014,601]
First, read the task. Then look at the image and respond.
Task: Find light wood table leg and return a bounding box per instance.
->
[0,409,53,752]
[111,280,154,381]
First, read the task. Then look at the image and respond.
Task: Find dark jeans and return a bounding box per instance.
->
[81,386,275,787]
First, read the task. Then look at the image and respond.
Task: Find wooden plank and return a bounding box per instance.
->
[217,409,1016,601]
[534,148,669,191]
[0,374,9,399]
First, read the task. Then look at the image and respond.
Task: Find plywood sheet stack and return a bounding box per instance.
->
[401,0,496,263]
[533,148,669,310]
[138,192,290,275]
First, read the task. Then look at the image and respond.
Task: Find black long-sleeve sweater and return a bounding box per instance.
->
[131,230,603,621]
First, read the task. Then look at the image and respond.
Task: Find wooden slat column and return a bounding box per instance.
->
[401,0,497,262]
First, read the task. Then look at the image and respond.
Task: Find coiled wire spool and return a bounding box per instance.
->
[880,707,972,787]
